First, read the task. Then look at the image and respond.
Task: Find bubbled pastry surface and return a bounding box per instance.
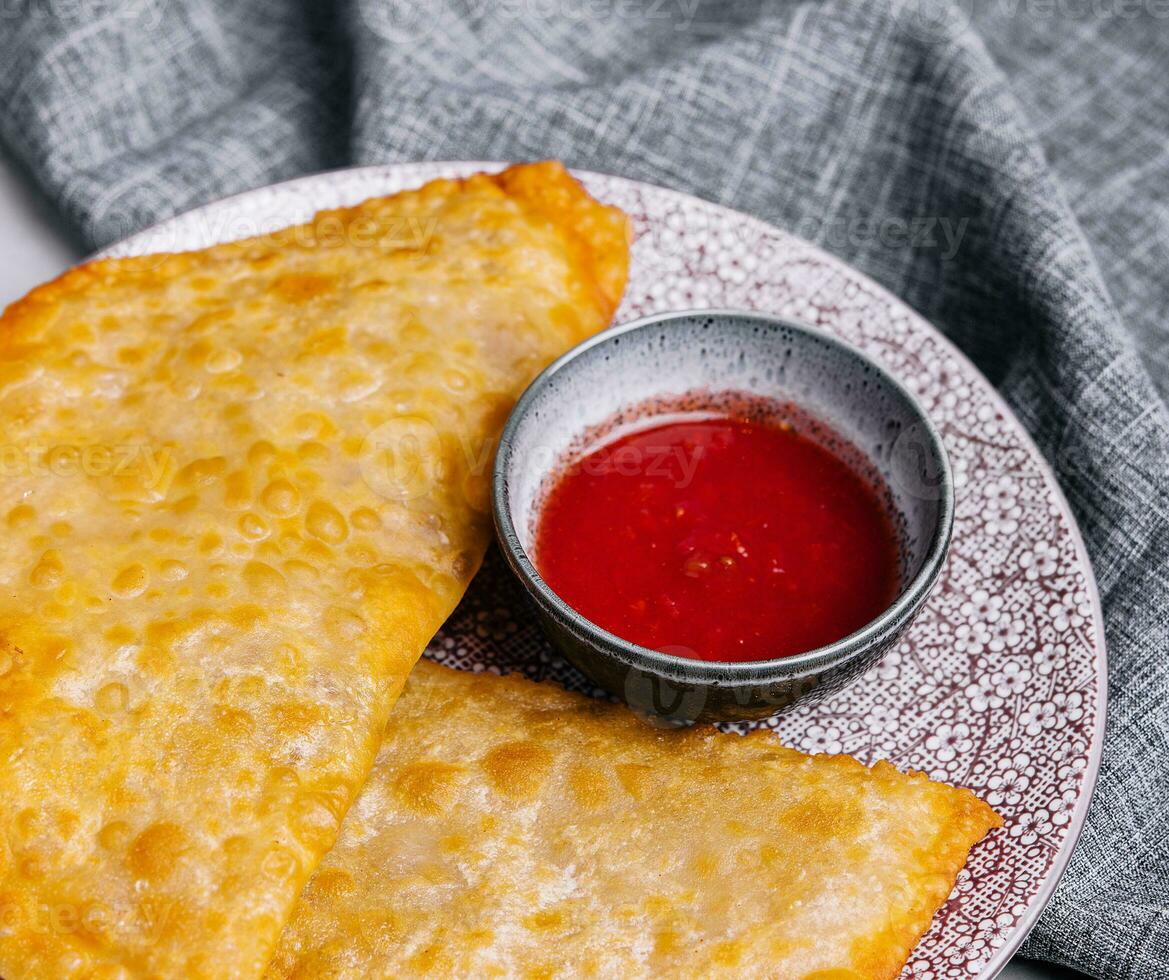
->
[0,162,629,979]
[267,660,1000,980]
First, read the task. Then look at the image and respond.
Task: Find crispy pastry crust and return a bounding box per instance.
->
[269,661,1002,979]
[0,163,630,979]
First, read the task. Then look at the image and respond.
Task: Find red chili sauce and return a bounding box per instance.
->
[534,413,900,662]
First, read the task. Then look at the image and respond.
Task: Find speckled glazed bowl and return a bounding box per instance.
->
[492,310,953,724]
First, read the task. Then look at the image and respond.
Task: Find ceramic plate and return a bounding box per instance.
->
[105,162,1107,979]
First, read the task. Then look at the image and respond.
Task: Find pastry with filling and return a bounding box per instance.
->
[269,660,1001,980]
[0,162,629,979]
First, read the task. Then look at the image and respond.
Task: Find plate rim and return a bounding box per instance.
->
[101,160,1109,979]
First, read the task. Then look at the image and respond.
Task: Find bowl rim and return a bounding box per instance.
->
[491,308,955,682]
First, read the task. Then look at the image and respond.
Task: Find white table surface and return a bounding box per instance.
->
[0,150,1089,980]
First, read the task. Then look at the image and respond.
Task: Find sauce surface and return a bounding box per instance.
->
[534,415,899,662]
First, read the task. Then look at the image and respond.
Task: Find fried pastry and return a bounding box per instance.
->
[269,660,1001,980]
[0,163,629,978]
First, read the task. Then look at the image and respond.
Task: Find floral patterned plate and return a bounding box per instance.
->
[106,163,1107,979]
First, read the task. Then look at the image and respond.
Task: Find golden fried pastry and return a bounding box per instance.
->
[269,660,1001,980]
[0,163,629,979]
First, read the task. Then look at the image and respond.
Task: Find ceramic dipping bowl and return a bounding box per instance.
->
[492,309,953,725]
